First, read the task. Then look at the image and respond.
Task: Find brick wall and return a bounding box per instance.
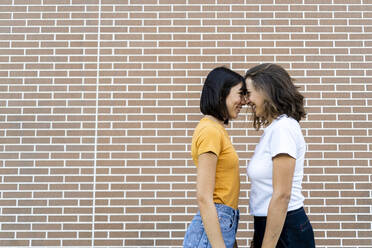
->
[0,0,371,247]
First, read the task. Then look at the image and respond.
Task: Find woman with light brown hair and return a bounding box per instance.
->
[245,63,315,248]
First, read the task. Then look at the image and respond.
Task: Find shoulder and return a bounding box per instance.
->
[266,115,302,140]
[192,119,225,156]
[267,115,304,158]
[194,119,223,139]
[273,115,300,131]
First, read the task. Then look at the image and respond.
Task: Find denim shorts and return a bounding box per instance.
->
[183,204,240,248]
[252,207,315,248]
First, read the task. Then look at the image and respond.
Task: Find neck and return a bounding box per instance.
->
[267,117,274,126]
[205,115,225,126]
[266,114,280,126]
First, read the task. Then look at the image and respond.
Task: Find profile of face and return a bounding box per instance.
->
[225,82,247,120]
[245,78,266,117]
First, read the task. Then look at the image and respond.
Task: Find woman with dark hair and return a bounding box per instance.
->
[245,63,315,248]
[183,67,247,248]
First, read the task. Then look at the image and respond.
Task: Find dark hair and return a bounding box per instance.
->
[245,63,306,130]
[200,67,245,124]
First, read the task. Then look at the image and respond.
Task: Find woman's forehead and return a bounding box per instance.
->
[245,78,254,89]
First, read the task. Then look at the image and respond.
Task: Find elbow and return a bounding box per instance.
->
[196,193,213,209]
[273,191,291,205]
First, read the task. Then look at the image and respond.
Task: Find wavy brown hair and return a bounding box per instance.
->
[245,63,306,130]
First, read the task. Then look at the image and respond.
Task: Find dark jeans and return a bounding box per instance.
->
[252,207,315,248]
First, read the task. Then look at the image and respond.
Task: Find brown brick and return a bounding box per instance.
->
[0,2,371,246]
[61,240,92,246]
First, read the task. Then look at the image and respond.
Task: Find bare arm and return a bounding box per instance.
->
[197,152,226,248]
[261,154,296,248]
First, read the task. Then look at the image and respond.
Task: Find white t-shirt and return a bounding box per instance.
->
[247,115,305,216]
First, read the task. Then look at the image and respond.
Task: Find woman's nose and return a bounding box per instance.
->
[243,95,250,105]
[240,95,246,105]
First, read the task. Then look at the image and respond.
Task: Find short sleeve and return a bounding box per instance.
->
[269,120,297,159]
[195,126,222,157]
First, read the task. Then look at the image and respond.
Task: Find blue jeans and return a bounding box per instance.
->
[183,204,240,248]
[252,207,315,248]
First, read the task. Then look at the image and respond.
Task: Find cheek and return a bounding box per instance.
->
[229,95,240,106]
[249,95,256,103]
[252,94,261,105]
[236,94,243,102]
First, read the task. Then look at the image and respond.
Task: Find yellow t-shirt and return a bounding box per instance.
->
[191,117,240,209]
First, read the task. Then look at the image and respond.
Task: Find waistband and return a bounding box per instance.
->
[215,203,240,217]
[254,207,303,221]
[197,203,240,219]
